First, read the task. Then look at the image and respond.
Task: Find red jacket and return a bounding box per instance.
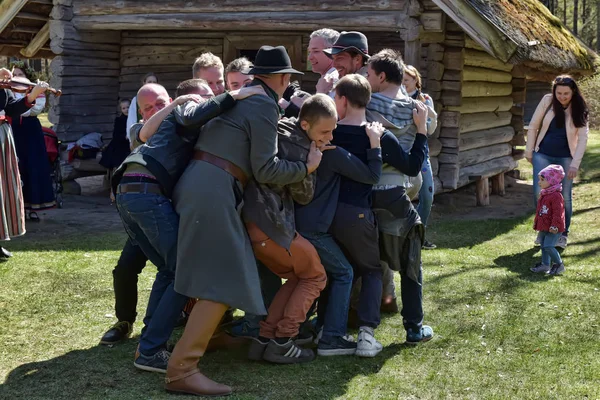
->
[533,191,565,233]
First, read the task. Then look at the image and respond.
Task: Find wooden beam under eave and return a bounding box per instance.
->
[431,0,518,63]
[20,21,50,58]
[72,11,410,31]
[0,0,29,35]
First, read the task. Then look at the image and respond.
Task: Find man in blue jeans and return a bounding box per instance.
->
[113,80,263,373]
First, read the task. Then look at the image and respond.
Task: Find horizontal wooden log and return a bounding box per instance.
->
[427,61,444,80]
[460,111,512,133]
[51,39,121,55]
[425,80,442,92]
[459,126,515,151]
[420,11,444,32]
[456,155,517,189]
[443,48,464,71]
[446,96,513,114]
[72,12,412,31]
[459,143,512,167]
[49,20,120,43]
[463,66,513,83]
[121,44,222,57]
[428,138,442,157]
[511,132,526,146]
[121,37,223,46]
[465,36,485,51]
[440,127,460,138]
[512,149,525,161]
[438,110,461,128]
[439,137,458,148]
[50,56,120,69]
[121,52,223,67]
[441,90,461,106]
[430,156,439,176]
[73,0,410,15]
[438,151,458,164]
[420,31,445,44]
[442,69,462,81]
[50,105,118,116]
[462,82,512,97]
[438,163,459,189]
[464,49,513,72]
[427,43,444,61]
[441,80,461,92]
[512,90,526,104]
[50,64,120,78]
[50,4,73,21]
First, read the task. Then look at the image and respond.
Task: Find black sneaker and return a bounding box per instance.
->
[422,240,437,250]
[133,349,170,373]
[247,337,269,361]
[263,339,315,364]
[317,335,357,356]
[99,321,132,345]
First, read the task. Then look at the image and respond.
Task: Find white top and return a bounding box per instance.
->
[126,96,139,144]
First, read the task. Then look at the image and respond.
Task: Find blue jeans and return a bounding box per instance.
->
[301,231,353,339]
[417,151,434,227]
[539,231,563,266]
[532,152,573,235]
[400,262,424,333]
[116,192,188,355]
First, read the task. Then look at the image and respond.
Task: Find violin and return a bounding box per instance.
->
[0,77,62,97]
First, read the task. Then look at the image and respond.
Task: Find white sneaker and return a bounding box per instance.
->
[355,326,383,358]
[556,235,568,249]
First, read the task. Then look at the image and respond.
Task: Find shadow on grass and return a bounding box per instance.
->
[1,340,406,400]
[493,248,546,280]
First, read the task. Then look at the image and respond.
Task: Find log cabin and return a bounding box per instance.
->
[0,0,596,203]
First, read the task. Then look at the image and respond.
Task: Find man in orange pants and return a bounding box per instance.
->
[243,94,339,364]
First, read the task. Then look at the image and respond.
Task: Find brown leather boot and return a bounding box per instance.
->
[165,299,232,397]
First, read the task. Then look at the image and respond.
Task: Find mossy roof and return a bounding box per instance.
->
[465,0,596,72]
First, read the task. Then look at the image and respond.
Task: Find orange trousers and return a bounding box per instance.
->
[246,222,326,338]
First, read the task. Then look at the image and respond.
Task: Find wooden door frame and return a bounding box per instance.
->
[223,34,303,69]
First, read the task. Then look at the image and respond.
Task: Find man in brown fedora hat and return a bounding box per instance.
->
[324,31,370,78]
[165,45,323,397]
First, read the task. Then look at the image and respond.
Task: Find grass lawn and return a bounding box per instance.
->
[1,134,599,400]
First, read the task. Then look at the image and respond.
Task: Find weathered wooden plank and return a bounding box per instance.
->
[463,66,512,83]
[464,48,513,72]
[439,137,458,148]
[443,48,464,71]
[419,31,445,43]
[428,138,442,157]
[49,20,121,43]
[427,61,444,80]
[440,111,460,128]
[121,37,221,46]
[438,163,459,189]
[427,43,444,61]
[121,45,222,57]
[441,80,461,92]
[73,0,410,15]
[52,76,119,88]
[0,0,28,35]
[50,56,120,69]
[446,96,513,114]
[50,4,73,21]
[420,11,444,32]
[53,39,121,54]
[441,90,461,106]
[465,36,485,51]
[461,82,512,97]
[459,143,512,167]
[460,111,512,134]
[404,39,421,67]
[456,155,518,189]
[511,132,526,146]
[72,12,412,31]
[442,69,462,81]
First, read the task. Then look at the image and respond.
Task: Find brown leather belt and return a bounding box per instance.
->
[193,150,248,187]
[117,182,164,195]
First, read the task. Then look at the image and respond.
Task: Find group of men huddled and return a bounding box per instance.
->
[101,29,435,397]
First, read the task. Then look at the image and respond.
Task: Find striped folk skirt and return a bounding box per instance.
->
[0,122,26,240]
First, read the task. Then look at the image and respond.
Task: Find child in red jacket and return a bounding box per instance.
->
[531,164,566,275]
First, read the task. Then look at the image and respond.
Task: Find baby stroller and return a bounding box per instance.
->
[42,127,64,208]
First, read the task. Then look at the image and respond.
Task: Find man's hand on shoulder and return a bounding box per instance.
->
[230,85,267,101]
[174,94,203,106]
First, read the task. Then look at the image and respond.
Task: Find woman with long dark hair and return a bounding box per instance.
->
[526,75,589,249]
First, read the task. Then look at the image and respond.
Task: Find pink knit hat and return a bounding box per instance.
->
[539,164,565,186]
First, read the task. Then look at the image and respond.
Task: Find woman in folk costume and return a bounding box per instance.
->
[9,63,56,220]
[0,67,50,257]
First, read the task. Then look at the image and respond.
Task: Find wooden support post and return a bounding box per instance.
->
[20,21,50,58]
[0,0,28,35]
[475,177,490,206]
[491,173,505,196]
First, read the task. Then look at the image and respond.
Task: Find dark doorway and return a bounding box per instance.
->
[238,49,259,62]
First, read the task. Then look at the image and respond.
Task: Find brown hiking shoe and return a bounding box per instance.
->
[262,339,315,364]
